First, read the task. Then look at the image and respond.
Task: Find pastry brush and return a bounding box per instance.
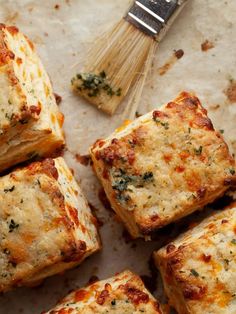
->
[71,0,188,115]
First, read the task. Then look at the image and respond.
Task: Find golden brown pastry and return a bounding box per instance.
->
[154,202,236,314]
[44,270,162,313]
[0,157,100,292]
[0,24,65,172]
[90,92,236,238]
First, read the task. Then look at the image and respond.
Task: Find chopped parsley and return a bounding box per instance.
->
[231,239,236,245]
[190,269,199,277]
[194,146,203,155]
[111,300,116,306]
[143,171,154,182]
[112,169,154,204]
[229,168,235,175]
[220,129,224,134]
[4,186,15,193]
[5,113,14,121]
[72,71,122,98]
[153,117,169,130]
[224,259,230,265]
[8,219,19,233]
[117,193,131,204]
[112,170,154,192]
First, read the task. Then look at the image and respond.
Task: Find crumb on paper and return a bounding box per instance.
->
[54,93,62,105]
[135,111,143,118]
[158,49,184,76]
[209,104,220,110]
[224,78,236,103]
[69,168,74,175]
[54,4,60,9]
[174,49,184,59]
[201,40,214,52]
[75,153,91,166]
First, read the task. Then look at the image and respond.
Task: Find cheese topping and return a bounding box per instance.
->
[44,270,162,314]
[155,203,236,314]
[91,92,236,238]
[0,157,100,292]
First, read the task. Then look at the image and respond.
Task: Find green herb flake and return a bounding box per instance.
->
[231,239,236,245]
[74,71,122,98]
[229,168,235,175]
[112,170,154,204]
[142,172,154,182]
[190,269,199,277]
[194,146,203,155]
[116,193,131,204]
[220,129,224,134]
[153,118,169,130]
[8,219,19,233]
[111,300,116,306]
[5,113,14,121]
[112,170,154,192]
[4,186,15,193]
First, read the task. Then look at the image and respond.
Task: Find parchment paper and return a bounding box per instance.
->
[0,0,236,313]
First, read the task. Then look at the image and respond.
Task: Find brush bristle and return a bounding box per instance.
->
[71,19,156,115]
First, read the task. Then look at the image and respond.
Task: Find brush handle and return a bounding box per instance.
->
[126,0,188,39]
[137,0,179,23]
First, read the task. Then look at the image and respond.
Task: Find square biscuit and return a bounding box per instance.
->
[90,92,236,238]
[154,203,236,314]
[0,24,64,172]
[0,157,100,292]
[44,270,162,314]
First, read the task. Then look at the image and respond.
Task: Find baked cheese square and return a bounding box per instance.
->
[90,92,236,239]
[0,24,64,172]
[154,203,236,314]
[44,270,162,314]
[0,157,100,293]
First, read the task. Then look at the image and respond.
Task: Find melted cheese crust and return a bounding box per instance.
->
[90,92,236,238]
[0,24,64,172]
[44,270,162,314]
[155,203,236,314]
[0,157,100,292]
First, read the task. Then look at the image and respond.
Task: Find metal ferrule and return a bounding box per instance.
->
[125,0,188,40]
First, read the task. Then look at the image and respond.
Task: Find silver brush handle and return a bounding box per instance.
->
[125,0,189,40]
